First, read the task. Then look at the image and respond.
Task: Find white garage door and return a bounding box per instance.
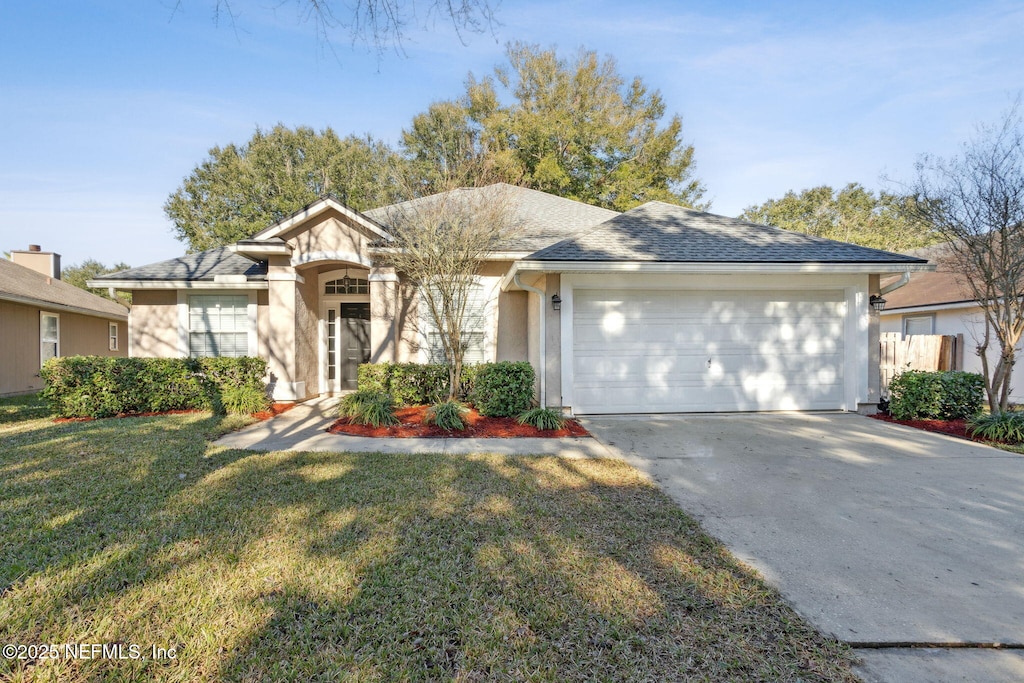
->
[571,289,846,413]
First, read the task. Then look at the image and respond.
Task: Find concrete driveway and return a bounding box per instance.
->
[583,413,1024,682]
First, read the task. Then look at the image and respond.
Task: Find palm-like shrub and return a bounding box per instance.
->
[968,411,1024,443]
[340,391,399,427]
[425,401,468,431]
[517,407,566,431]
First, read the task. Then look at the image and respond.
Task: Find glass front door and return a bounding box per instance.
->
[328,302,370,391]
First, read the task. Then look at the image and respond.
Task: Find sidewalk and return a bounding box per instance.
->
[213,396,614,457]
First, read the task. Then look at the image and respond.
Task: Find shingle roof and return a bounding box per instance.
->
[528,201,930,264]
[93,247,268,282]
[0,259,128,319]
[364,183,619,252]
[881,242,976,309]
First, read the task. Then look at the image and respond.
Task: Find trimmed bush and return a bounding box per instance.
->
[41,356,268,418]
[339,390,399,427]
[887,370,984,421]
[968,410,1024,443]
[356,362,450,405]
[517,407,566,431]
[470,361,535,417]
[425,400,468,431]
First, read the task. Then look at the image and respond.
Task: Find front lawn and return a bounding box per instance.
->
[0,399,857,681]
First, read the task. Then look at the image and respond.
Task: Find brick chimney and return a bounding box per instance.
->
[10,245,61,279]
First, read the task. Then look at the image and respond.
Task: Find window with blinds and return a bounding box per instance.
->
[188,295,249,357]
[421,280,489,364]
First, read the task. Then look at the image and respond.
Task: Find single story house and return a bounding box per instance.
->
[880,242,1024,401]
[94,184,932,414]
[1,245,128,396]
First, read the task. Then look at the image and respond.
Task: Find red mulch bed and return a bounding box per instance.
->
[327,405,590,438]
[869,414,1012,446]
[54,403,295,423]
[253,402,297,421]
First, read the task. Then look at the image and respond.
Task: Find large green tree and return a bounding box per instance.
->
[63,259,132,306]
[741,183,939,252]
[402,43,706,210]
[165,125,401,252]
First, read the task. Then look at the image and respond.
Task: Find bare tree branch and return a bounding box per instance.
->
[912,98,1024,412]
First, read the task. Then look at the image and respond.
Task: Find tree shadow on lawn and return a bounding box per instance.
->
[1,426,857,682]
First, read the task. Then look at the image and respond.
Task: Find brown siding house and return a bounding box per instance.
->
[0,247,129,396]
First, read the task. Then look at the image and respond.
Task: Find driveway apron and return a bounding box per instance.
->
[583,413,1024,682]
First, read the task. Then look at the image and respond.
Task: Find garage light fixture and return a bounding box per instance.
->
[551,293,562,311]
[869,294,887,312]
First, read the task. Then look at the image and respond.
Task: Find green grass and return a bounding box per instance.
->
[0,393,51,424]
[0,400,857,682]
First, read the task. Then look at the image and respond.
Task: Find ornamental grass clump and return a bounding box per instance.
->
[425,401,468,431]
[968,410,1024,444]
[517,407,566,431]
[339,390,399,427]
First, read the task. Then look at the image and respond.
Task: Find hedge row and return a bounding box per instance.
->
[887,370,984,420]
[40,356,270,418]
[357,361,535,417]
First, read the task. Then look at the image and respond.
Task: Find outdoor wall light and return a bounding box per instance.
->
[551,293,562,311]
[869,294,887,312]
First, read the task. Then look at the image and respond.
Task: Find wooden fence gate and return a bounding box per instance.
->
[880,333,964,395]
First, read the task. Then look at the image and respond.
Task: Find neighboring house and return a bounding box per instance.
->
[1,245,128,396]
[94,184,931,414]
[880,242,1024,401]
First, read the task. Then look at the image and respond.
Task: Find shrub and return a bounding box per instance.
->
[887,370,984,421]
[425,401,468,431]
[517,407,566,431]
[968,411,1024,443]
[356,362,450,405]
[470,361,535,417]
[340,390,399,427]
[220,384,271,415]
[40,356,268,418]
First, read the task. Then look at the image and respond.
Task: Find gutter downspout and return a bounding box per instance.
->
[514,272,546,408]
[880,272,911,296]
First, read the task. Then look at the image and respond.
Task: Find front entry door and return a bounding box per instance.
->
[338,302,370,390]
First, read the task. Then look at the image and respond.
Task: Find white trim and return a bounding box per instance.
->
[40,311,59,367]
[249,198,392,242]
[317,269,372,394]
[213,274,249,284]
[847,286,867,412]
[91,280,268,290]
[108,322,119,351]
[228,242,292,257]
[291,250,372,268]
[267,271,306,283]
[881,300,978,315]
[902,313,937,336]
[502,260,934,291]
[369,272,400,282]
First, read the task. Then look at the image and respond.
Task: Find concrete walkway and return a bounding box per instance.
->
[584,413,1024,683]
[213,396,614,457]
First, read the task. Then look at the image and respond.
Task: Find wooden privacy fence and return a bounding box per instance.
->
[880,333,964,395]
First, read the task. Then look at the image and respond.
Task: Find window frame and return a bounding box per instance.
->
[109,322,119,351]
[179,292,256,358]
[902,313,935,337]
[419,277,493,365]
[40,312,60,367]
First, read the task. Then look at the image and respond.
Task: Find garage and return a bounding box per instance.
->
[570,288,848,414]
[504,200,932,415]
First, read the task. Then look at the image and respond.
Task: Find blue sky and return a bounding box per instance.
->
[1,0,1021,269]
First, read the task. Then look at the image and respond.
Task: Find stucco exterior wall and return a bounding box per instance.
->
[129,290,178,358]
[0,300,125,396]
[496,290,528,361]
[283,212,374,267]
[294,270,320,398]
